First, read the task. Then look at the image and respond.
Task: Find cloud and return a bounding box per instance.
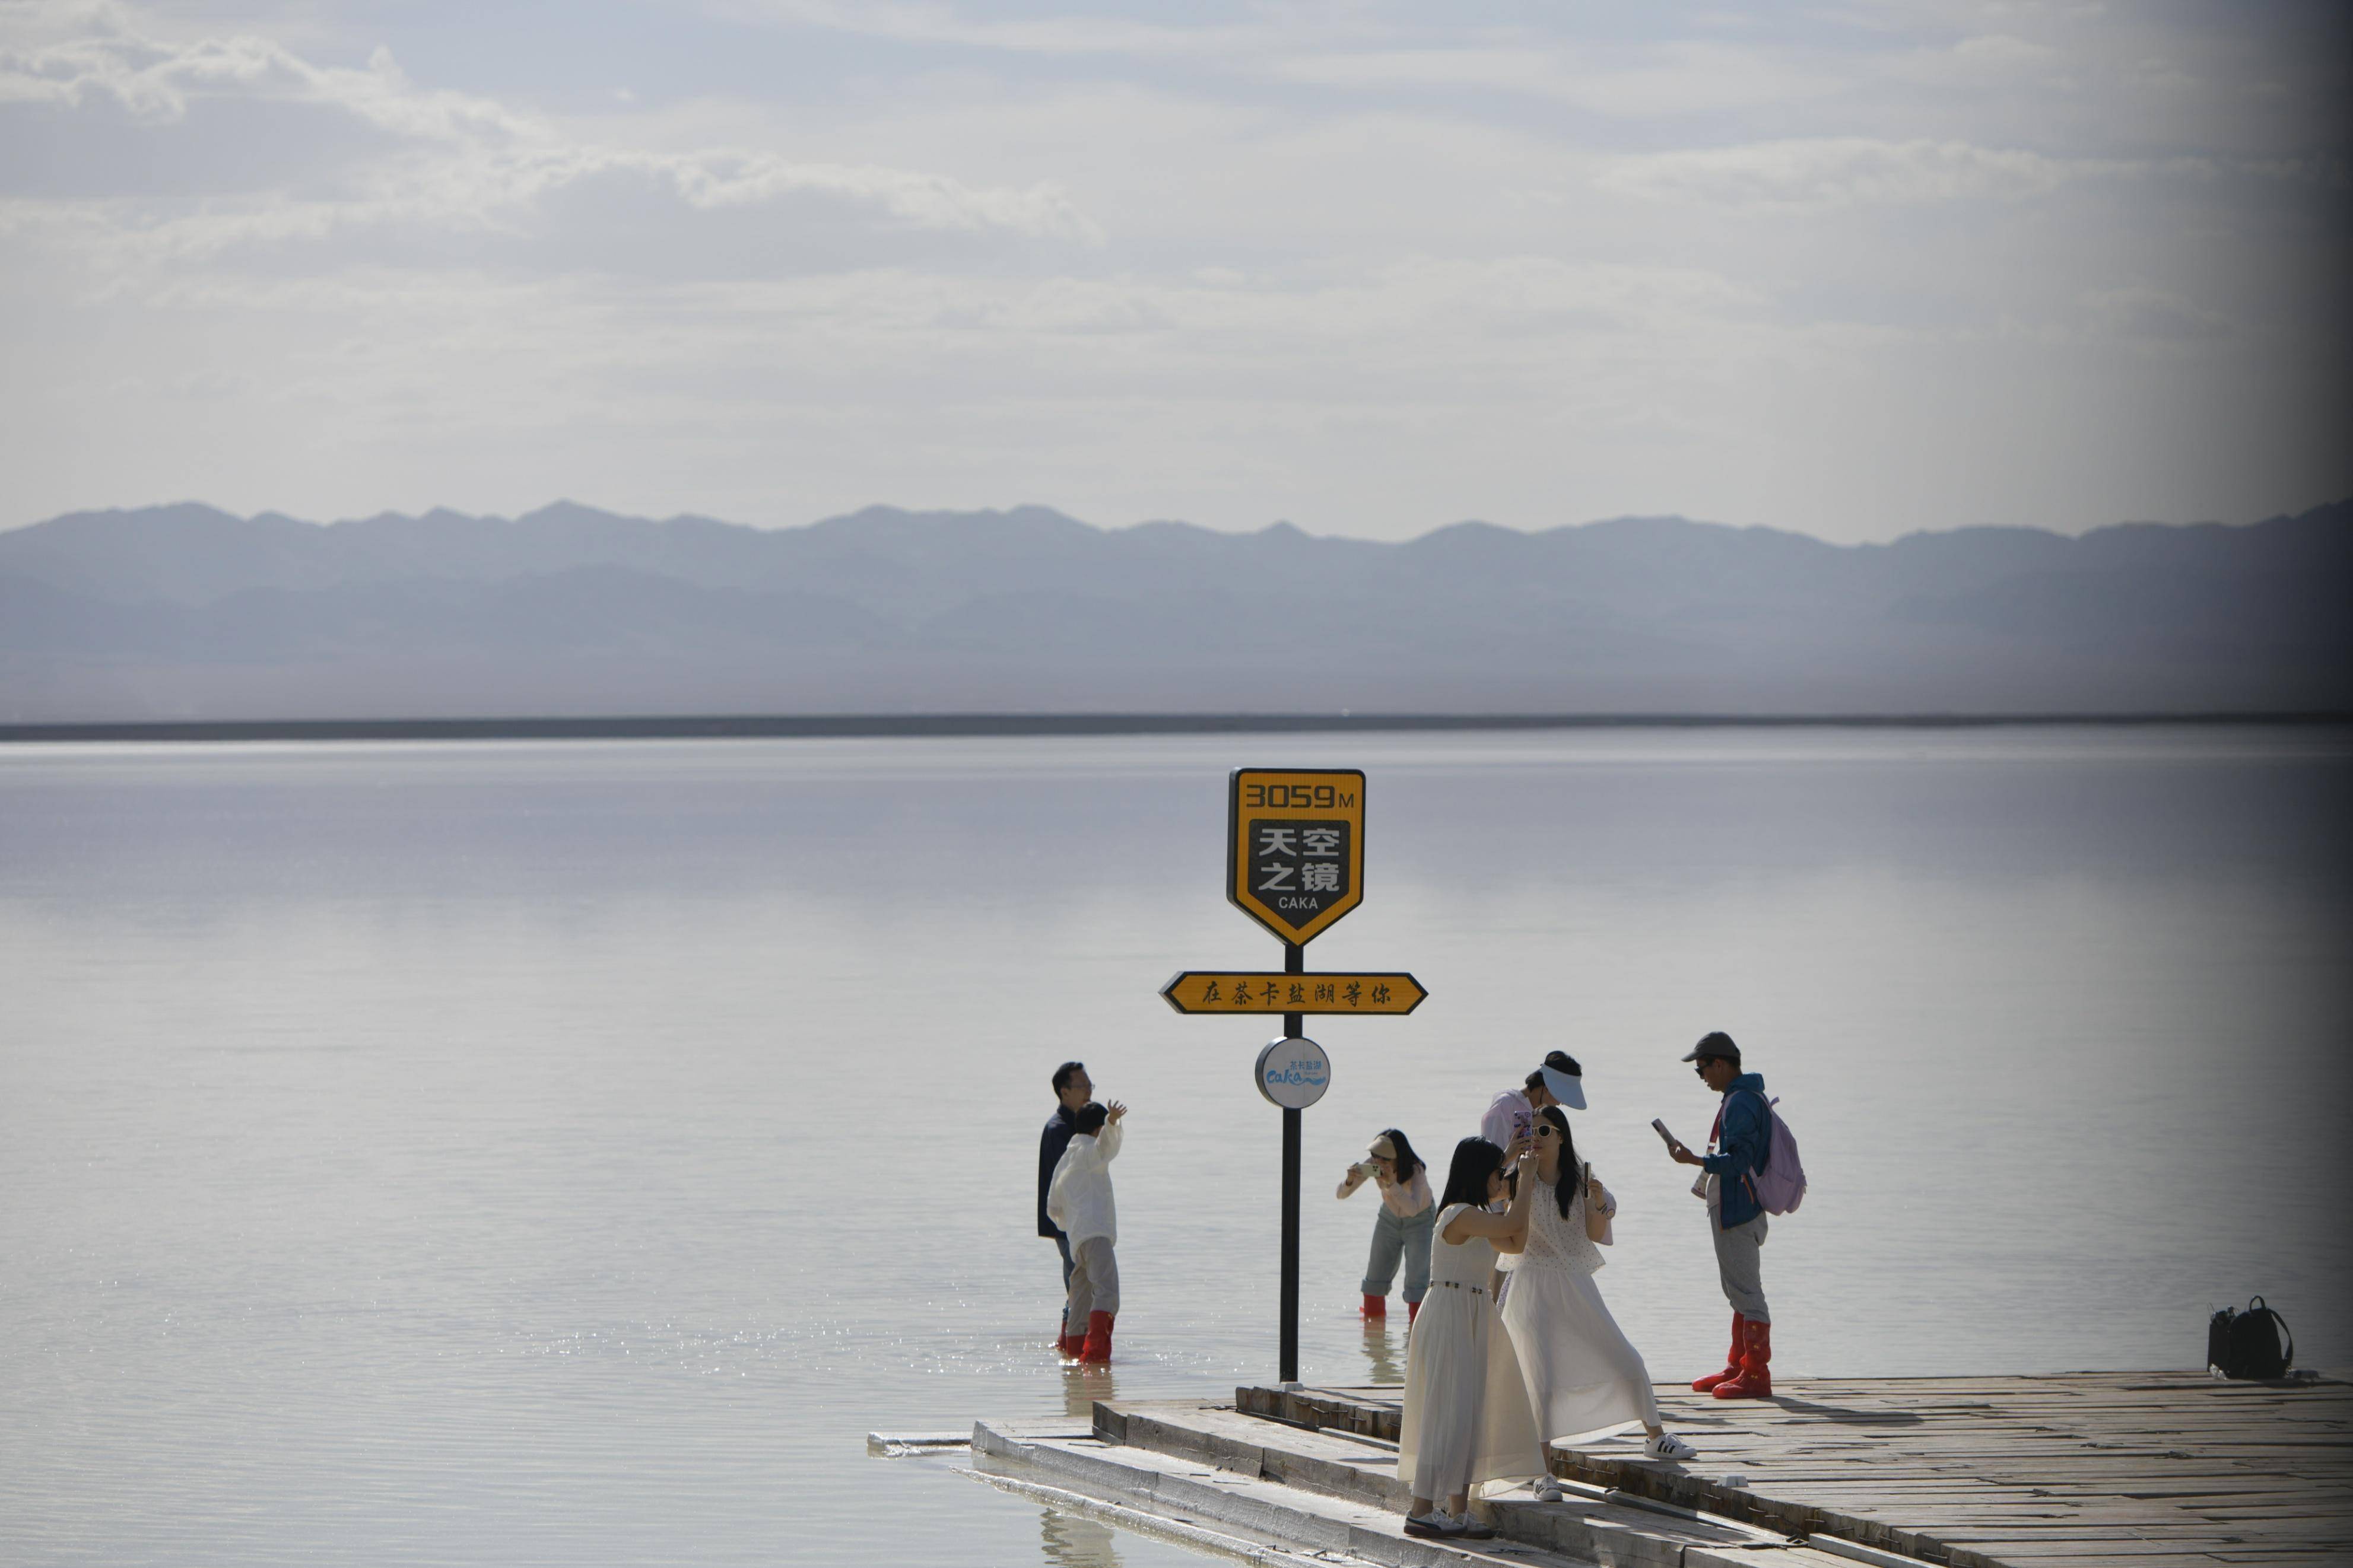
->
[1268,40,1833,116]
[0,6,1103,280]
[1598,137,2098,210]
[712,0,1294,59]
[0,17,528,141]
[2,0,2344,543]
[2082,285,2230,346]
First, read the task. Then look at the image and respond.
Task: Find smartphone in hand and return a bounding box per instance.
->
[1650,1118,1679,1148]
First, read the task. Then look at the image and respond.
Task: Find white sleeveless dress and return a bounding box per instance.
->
[1395,1204,1545,1502]
[1498,1178,1662,1444]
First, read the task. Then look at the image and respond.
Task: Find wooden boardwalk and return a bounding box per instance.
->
[1239,1371,2351,1567]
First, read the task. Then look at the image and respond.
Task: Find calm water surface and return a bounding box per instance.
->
[3,728,2349,1566]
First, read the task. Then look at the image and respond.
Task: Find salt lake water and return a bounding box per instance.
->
[2,726,2348,1566]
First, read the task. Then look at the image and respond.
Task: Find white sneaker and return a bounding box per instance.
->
[1643,1431,1697,1462]
[1532,1476,1565,1502]
[1446,1510,1495,1541]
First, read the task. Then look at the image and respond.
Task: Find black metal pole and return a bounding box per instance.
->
[1281,939,1304,1383]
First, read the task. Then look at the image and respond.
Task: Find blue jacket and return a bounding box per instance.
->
[1039,1106,1079,1238]
[1701,1072,1770,1230]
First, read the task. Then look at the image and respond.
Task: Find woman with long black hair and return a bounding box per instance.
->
[1335,1128,1434,1323]
[1498,1105,1697,1471]
[1394,1137,1547,1540]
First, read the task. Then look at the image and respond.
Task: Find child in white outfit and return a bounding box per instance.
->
[1046,1099,1126,1363]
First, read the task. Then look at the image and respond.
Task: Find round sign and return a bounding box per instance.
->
[1255,1035,1331,1109]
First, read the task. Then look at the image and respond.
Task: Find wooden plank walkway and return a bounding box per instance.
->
[1237,1371,2351,1568]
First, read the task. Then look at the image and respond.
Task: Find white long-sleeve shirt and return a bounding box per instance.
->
[1481,1089,1535,1154]
[1046,1121,1122,1245]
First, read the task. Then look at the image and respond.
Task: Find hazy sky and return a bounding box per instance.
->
[2,1,2347,542]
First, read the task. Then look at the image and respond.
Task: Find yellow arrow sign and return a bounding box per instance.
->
[1160,971,1427,1016]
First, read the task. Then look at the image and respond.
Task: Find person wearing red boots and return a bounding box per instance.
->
[1336,1129,1434,1325]
[1046,1098,1126,1362]
[1663,1032,1774,1399]
[1039,1061,1091,1316]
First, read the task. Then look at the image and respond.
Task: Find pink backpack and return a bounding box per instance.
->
[1742,1093,1808,1216]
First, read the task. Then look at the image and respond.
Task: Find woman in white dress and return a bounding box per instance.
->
[1499,1106,1697,1471]
[1395,1137,1548,1540]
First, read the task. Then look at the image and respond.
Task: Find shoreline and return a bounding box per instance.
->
[4,710,2349,744]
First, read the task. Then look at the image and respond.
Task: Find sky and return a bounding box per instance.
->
[2,1,2348,543]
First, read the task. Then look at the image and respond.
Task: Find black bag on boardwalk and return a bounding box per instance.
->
[2207,1296,2294,1379]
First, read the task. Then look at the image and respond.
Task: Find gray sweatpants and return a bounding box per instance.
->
[1063,1236,1120,1332]
[1710,1211,1770,1322]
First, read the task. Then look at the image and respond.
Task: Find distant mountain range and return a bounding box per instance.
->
[2,499,2348,721]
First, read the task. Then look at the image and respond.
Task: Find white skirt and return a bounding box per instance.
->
[1396,1284,1546,1502]
[1499,1263,1661,1445]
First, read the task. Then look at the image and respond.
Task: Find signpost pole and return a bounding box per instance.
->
[1281,940,1304,1383]
[1207,768,1408,1388]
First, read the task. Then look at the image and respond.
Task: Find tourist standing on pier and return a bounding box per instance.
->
[1396,1137,1547,1540]
[1479,1050,1582,1153]
[1481,1052,1613,1295]
[1664,1032,1774,1398]
[1499,1106,1697,1471]
[1336,1130,1434,1324]
[1047,1099,1127,1363]
[1039,1061,1091,1305]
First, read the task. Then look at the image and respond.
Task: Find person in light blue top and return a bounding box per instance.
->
[1664,1031,1774,1398]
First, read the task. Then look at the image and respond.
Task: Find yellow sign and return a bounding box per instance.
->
[1161,971,1425,1016]
[1227,768,1366,945]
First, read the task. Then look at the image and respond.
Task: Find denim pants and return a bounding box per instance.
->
[1361,1204,1434,1303]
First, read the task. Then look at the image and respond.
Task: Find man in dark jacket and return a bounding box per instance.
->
[1665,1031,1774,1398]
[1039,1061,1092,1297]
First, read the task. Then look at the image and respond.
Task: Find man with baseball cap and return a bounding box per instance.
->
[1663,1031,1774,1398]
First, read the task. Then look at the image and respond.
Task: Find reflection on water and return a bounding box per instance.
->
[1040,1507,1129,1568]
[1060,1363,1123,1421]
[1359,1321,1408,1384]
[2,728,2348,1567]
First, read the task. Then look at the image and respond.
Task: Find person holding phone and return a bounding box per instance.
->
[1336,1130,1435,1324]
[1396,1137,1547,1540]
[1498,1106,1697,1474]
[1660,1031,1774,1398]
[1480,1052,1614,1299]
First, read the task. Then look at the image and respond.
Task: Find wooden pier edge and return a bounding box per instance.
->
[1236,1371,2353,1568]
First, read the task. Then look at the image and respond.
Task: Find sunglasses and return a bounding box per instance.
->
[1533,1125,1559,1138]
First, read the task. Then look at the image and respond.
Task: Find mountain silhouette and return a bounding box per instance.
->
[2,500,2346,720]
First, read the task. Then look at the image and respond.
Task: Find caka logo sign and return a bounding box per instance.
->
[1227,768,1366,944]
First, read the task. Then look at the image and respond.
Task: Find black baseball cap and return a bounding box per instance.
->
[1680,1031,1740,1064]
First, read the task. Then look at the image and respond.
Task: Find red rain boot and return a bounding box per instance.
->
[1361,1293,1386,1319]
[1079,1310,1114,1363]
[1057,1330,1085,1358]
[1692,1313,1746,1392]
[1405,1299,1420,1327]
[1713,1318,1772,1400]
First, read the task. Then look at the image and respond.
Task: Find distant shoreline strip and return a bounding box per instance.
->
[2,711,2348,743]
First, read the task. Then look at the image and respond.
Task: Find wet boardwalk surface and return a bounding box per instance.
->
[1238,1370,2353,1567]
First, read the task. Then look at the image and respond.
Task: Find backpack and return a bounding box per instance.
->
[2207,1297,2294,1380]
[1740,1092,1808,1216]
